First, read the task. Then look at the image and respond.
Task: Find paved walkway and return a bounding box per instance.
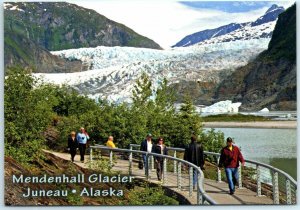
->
[45,150,273,205]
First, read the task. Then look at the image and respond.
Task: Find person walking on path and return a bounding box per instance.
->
[184,135,205,189]
[76,127,90,163]
[218,137,245,195]
[152,137,168,181]
[140,133,153,169]
[106,136,116,148]
[68,131,78,162]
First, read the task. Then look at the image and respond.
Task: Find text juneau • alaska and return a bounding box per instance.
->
[22,187,124,197]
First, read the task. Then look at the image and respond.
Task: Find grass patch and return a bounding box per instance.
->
[202,113,270,122]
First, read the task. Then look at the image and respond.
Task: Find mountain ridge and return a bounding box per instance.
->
[4,2,162,73]
[215,4,296,111]
[173,4,284,47]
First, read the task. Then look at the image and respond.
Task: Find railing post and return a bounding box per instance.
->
[272,171,280,204]
[217,157,221,182]
[90,147,93,162]
[286,179,292,204]
[238,165,242,188]
[177,162,182,190]
[129,145,133,175]
[173,151,177,174]
[109,150,113,167]
[151,155,154,170]
[197,170,203,204]
[145,154,149,180]
[189,166,193,197]
[163,158,167,185]
[256,165,261,196]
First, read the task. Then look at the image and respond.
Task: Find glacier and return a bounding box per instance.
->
[201,100,242,113]
[34,38,271,103]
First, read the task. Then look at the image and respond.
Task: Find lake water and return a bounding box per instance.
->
[204,128,297,180]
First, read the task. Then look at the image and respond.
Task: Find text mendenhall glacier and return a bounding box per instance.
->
[12,174,134,197]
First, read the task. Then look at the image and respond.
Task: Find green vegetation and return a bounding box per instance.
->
[200,128,225,153]
[87,158,113,174]
[5,66,225,167]
[5,67,54,165]
[66,188,84,205]
[202,113,269,122]
[125,184,179,205]
[4,34,33,66]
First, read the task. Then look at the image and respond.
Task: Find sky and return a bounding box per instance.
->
[41,1,296,48]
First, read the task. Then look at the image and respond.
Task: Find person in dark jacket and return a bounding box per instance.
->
[68,131,78,162]
[184,135,205,188]
[152,137,168,181]
[218,137,245,195]
[140,133,153,168]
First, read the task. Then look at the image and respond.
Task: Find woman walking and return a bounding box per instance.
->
[68,131,78,162]
[152,137,168,181]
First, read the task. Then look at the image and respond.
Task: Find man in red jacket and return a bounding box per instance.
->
[218,137,245,195]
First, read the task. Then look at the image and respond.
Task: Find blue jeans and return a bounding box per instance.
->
[142,154,147,166]
[225,168,239,193]
[193,168,198,186]
[142,154,148,174]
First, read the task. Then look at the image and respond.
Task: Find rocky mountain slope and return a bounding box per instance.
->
[215,4,296,111]
[173,4,284,47]
[5,31,87,73]
[4,2,161,73]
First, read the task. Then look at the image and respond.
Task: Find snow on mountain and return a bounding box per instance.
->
[251,4,285,27]
[172,23,244,48]
[173,4,284,47]
[197,21,276,46]
[4,3,25,12]
[34,38,270,103]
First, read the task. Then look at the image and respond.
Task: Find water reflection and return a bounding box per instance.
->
[269,158,297,180]
[204,128,297,180]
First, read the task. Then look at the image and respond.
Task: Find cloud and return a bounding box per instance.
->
[69,0,295,48]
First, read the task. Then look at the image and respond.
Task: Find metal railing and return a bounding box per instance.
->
[89,145,217,205]
[129,144,297,204]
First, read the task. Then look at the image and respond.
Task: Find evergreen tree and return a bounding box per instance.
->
[175,95,203,147]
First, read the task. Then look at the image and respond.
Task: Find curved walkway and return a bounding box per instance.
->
[45,150,273,205]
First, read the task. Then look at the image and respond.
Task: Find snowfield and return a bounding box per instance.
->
[34,38,270,103]
[197,21,276,46]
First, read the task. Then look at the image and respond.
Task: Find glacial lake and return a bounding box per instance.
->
[204,128,297,180]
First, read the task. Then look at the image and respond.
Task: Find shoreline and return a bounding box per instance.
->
[202,121,297,129]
